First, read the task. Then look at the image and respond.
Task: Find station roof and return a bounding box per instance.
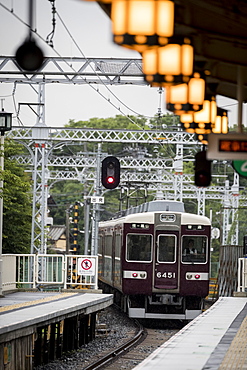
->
[99,0,247,102]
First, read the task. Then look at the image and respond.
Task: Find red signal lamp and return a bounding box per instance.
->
[101,156,120,189]
[107,176,115,184]
[195,274,201,279]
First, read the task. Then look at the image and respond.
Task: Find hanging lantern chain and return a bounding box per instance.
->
[46,0,56,47]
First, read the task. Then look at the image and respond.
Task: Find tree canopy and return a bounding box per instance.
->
[2,139,32,254]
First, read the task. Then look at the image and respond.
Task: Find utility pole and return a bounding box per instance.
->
[84,197,90,255]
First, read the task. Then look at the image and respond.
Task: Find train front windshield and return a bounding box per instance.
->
[182,235,207,263]
[126,234,152,262]
[158,235,176,263]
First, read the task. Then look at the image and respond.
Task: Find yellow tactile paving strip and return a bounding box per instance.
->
[219,316,247,370]
[0,292,77,313]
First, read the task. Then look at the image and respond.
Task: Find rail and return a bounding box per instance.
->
[2,254,98,291]
[83,318,145,370]
[237,257,247,292]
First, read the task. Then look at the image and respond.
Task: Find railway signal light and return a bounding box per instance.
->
[101,156,120,189]
[194,150,212,187]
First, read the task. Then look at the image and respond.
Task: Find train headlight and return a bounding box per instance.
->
[186,272,207,280]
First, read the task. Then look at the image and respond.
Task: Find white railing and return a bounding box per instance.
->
[237,258,247,292]
[2,254,98,292]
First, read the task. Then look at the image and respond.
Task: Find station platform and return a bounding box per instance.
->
[134,296,247,370]
[0,290,113,369]
[0,290,113,335]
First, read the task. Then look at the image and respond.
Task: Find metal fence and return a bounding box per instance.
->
[217,245,243,297]
[237,258,247,292]
[2,254,98,291]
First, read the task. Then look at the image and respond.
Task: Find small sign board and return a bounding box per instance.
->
[78,258,96,276]
[91,196,104,204]
[232,160,247,177]
[211,227,220,239]
[207,133,247,160]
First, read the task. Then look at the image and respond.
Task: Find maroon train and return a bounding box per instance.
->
[98,200,211,320]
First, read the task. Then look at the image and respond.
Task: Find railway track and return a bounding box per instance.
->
[34,305,181,370]
[83,318,146,370]
[101,326,179,370]
[82,309,180,370]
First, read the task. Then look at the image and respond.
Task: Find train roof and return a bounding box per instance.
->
[99,204,211,227]
[125,200,185,215]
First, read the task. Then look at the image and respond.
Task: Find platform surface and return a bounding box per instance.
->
[0,291,113,336]
[134,297,247,370]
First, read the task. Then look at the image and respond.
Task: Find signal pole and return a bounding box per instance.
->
[91,143,102,255]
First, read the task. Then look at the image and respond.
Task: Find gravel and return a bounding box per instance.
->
[34,305,137,370]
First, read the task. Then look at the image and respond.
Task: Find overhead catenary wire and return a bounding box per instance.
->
[55,9,157,121]
[0,1,162,131]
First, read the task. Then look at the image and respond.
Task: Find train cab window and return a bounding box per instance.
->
[182,236,207,263]
[126,234,152,262]
[158,235,176,263]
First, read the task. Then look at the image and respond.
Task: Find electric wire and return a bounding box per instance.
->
[55,9,156,123]
[0,2,142,129]
[11,82,24,126]
[0,1,165,131]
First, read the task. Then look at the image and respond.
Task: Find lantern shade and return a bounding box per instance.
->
[142,37,194,85]
[180,95,216,134]
[212,108,228,134]
[166,72,205,114]
[193,97,217,124]
[112,0,174,51]
[182,122,212,135]
[181,101,228,140]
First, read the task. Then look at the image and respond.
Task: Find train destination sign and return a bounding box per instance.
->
[207,133,247,160]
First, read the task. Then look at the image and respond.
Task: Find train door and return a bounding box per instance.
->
[154,231,179,290]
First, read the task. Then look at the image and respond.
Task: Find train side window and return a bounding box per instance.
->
[126,234,152,262]
[115,234,121,259]
[158,235,176,263]
[182,236,207,263]
[105,235,112,256]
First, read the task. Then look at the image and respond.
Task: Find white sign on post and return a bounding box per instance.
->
[78,258,96,276]
[91,196,104,204]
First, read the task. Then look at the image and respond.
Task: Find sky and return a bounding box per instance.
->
[0,0,242,129]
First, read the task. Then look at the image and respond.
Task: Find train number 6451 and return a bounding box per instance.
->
[156,272,176,278]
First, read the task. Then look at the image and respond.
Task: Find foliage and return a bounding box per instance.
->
[49,114,247,266]
[50,114,181,250]
[2,139,32,254]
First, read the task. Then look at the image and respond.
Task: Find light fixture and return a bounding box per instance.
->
[0,110,12,134]
[111,0,175,52]
[142,36,193,86]
[181,96,217,135]
[166,72,205,114]
[212,107,228,134]
[15,39,44,71]
[180,95,217,135]
[15,0,44,71]
[195,107,228,145]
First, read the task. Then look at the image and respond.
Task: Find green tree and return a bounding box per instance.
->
[1,139,32,254]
